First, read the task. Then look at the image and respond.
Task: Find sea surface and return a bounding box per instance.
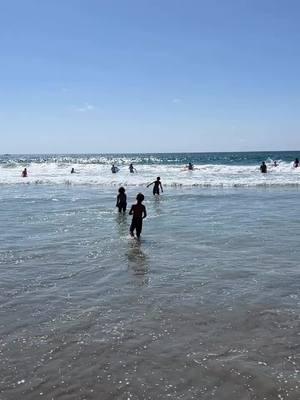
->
[0,152,299,399]
[0,151,299,187]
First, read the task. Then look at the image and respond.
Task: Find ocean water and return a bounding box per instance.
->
[0,152,299,400]
[0,151,299,187]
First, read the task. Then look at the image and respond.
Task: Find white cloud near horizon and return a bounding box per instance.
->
[75,103,95,112]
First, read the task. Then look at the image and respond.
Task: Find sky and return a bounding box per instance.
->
[0,0,300,153]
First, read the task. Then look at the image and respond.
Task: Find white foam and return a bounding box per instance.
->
[0,162,299,187]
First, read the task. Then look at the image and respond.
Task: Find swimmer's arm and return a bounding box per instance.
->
[146,181,154,187]
[143,206,147,219]
[129,206,134,215]
[160,182,163,192]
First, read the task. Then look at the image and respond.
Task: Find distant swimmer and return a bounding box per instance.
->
[129,193,147,239]
[21,168,27,177]
[260,161,267,173]
[188,162,194,170]
[116,187,127,213]
[147,177,163,195]
[111,164,119,173]
[71,168,75,174]
[129,163,136,173]
[294,158,299,168]
[273,161,278,167]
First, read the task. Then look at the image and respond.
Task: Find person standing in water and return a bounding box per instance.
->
[188,162,194,170]
[129,163,136,173]
[147,177,163,195]
[21,168,27,177]
[116,187,127,213]
[129,193,147,239]
[111,164,118,173]
[294,158,299,168]
[71,168,75,174]
[260,161,267,173]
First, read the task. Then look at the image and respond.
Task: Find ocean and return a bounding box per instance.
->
[0,152,299,399]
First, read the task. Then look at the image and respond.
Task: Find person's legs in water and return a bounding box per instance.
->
[135,218,143,238]
[130,219,136,237]
[118,203,126,212]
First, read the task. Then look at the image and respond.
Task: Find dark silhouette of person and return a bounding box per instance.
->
[147,177,163,195]
[111,164,118,173]
[260,161,267,173]
[116,187,127,212]
[188,162,194,170]
[294,158,299,168]
[22,168,27,177]
[129,193,147,238]
[71,168,75,174]
[129,163,136,173]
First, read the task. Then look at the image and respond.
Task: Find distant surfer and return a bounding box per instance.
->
[129,193,147,239]
[187,162,194,170]
[111,164,118,173]
[260,161,267,173]
[273,161,278,167]
[294,158,299,168]
[116,187,127,213]
[71,168,75,174]
[129,163,136,173]
[147,177,163,195]
[21,168,27,177]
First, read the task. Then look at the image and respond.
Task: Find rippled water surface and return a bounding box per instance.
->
[0,185,299,399]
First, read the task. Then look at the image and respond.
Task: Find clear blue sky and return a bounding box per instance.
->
[1,0,300,153]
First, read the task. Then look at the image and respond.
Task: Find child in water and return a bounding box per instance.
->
[147,177,163,195]
[116,187,127,212]
[129,193,147,238]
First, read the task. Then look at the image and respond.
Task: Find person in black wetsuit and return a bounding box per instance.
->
[129,163,136,173]
[147,177,163,195]
[21,168,27,177]
[188,162,194,170]
[129,193,147,238]
[294,158,299,168]
[116,187,127,212]
[260,161,267,173]
[71,168,75,174]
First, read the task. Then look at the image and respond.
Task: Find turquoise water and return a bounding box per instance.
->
[0,181,299,399]
[1,151,299,165]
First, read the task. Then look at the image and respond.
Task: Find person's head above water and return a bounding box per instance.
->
[118,187,125,193]
[156,177,160,181]
[136,193,144,202]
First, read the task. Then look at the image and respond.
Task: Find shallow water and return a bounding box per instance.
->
[0,185,299,399]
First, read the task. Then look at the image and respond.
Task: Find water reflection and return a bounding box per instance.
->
[127,240,149,285]
[116,212,128,236]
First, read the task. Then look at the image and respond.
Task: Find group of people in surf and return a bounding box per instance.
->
[111,163,136,174]
[115,177,163,239]
[21,158,299,178]
[260,158,299,173]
